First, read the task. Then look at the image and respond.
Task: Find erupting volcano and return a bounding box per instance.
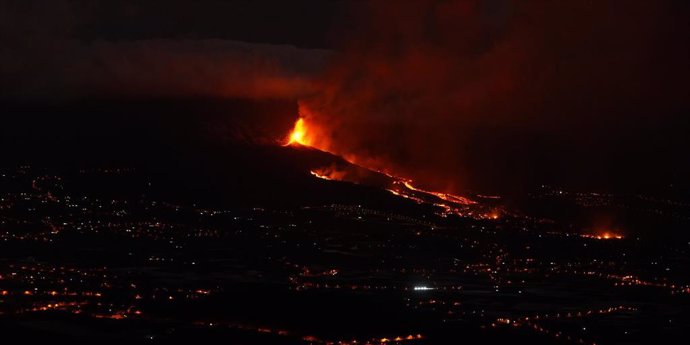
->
[283,117,498,219]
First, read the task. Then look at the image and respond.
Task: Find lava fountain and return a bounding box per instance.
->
[285,118,310,146]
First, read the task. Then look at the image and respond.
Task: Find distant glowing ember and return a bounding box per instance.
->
[310,165,349,182]
[486,212,500,220]
[581,232,624,240]
[413,286,435,291]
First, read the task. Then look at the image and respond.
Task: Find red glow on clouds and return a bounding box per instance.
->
[284,117,498,219]
[287,1,689,195]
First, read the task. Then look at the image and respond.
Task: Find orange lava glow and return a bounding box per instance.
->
[581,231,624,240]
[285,117,311,146]
[283,116,492,219]
[486,212,500,220]
[310,164,351,182]
[401,181,476,206]
[310,170,333,180]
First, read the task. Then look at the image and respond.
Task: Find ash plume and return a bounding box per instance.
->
[298,0,690,194]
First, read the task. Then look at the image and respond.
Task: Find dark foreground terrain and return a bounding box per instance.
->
[1,162,688,345]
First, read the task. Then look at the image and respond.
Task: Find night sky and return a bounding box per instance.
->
[2,0,689,196]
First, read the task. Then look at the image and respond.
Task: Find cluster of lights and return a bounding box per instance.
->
[580,232,623,240]
[413,286,435,291]
[197,320,422,345]
[490,305,637,345]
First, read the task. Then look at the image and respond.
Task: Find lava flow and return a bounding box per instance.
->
[284,117,497,219]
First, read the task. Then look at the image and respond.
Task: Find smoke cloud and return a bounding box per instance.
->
[299,0,690,194]
[2,0,688,194]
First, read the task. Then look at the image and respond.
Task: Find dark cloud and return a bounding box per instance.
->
[0,0,332,100]
[0,38,330,100]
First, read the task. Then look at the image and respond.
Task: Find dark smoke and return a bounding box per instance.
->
[0,0,331,100]
[2,0,688,196]
[300,0,690,195]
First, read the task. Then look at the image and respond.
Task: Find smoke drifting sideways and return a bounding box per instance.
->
[298,1,690,195]
[2,0,688,196]
[0,1,331,101]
